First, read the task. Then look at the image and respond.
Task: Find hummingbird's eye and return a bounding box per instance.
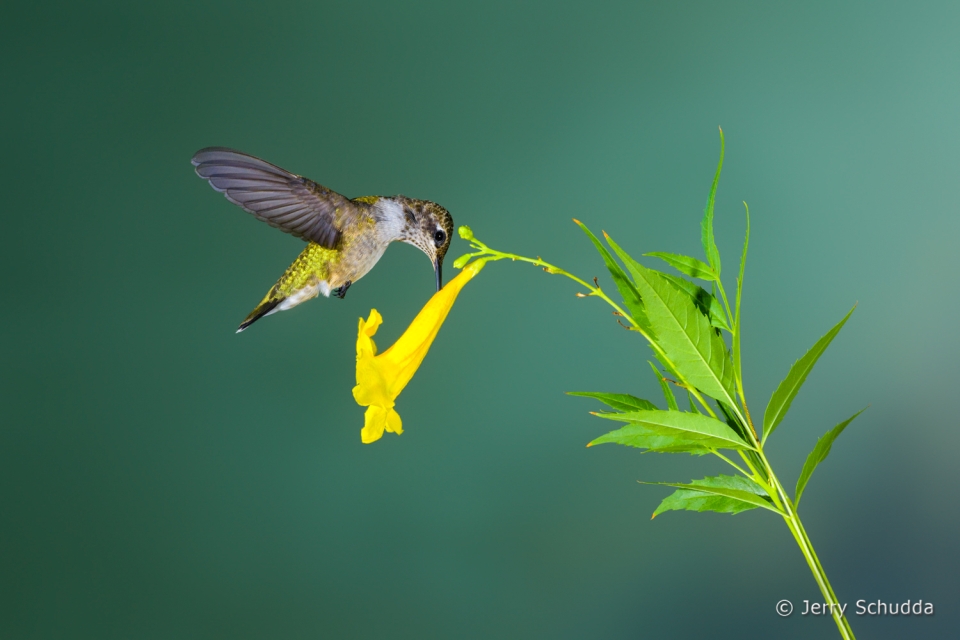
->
[433,229,446,247]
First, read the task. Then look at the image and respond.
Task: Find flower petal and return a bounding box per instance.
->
[378,259,488,397]
[356,309,382,358]
[353,352,392,408]
[361,405,388,444]
[353,259,488,444]
[385,408,403,435]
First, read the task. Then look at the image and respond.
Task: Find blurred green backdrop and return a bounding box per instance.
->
[2,1,959,638]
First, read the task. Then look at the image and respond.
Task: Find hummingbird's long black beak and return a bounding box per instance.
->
[434,258,443,292]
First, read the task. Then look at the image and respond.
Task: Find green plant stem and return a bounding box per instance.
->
[461,235,855,639]
[462,242,722,421]
[715,281,735,330]
[713,275,759,441]
[721,246,854,638]
[735,372,853,636]
[762,456,855,639]
[711,450,749,477]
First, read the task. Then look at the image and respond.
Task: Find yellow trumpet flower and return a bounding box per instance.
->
[353,259,488,443]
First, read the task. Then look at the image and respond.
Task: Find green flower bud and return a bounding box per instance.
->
[452,253,474,269]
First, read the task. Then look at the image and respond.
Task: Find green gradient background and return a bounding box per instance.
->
[2,1,959,638]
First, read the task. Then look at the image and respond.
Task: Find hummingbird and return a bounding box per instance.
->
[191,147,454,332]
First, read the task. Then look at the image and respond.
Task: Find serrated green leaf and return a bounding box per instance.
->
[591,409,752,450]
[605,233,738,409]
[733,202,750,388]
[795,408,867,507]
[647,474,782,517]
[644,252,717,281]
[648,361,679,411]
[654,491,757,516]
[588,426,712,455]
[687,391,702,414]
[715,399,753,450]
[574,220,654,335]
[762,305,857,443]
[567,392,657,413]
[701,128,724,276]
[660,273,731,332]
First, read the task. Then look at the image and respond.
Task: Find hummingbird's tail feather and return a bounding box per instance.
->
[235,244,333,333]
[236,297,283,333]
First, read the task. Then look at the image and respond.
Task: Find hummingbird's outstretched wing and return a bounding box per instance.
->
[191,147,368,249]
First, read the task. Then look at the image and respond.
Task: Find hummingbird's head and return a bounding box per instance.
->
[395,197,454,292]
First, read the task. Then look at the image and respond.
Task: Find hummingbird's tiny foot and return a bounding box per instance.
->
[334,281,352,299]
